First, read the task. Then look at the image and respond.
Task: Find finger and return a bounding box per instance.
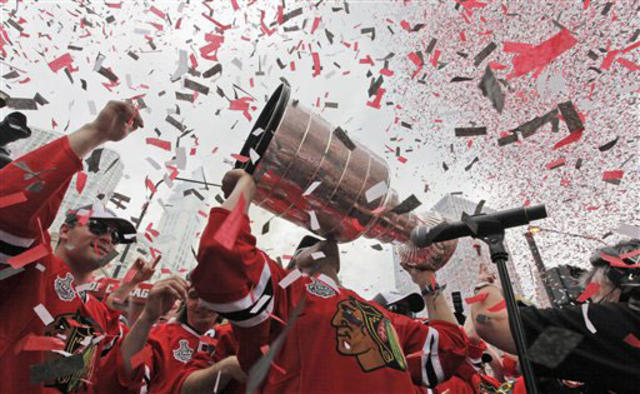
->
[151,255,162,269]
[134,107,144,129]
[167,282,188,301]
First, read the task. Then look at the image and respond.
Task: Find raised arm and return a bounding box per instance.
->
[0,101,142,262]
[403,265,458,325]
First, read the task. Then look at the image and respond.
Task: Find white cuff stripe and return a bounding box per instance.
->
[199,260,271,313]
[229,296,274,328]
[421,327,445,387]
[0,228,35,248]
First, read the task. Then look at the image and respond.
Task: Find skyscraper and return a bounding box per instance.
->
[154,167,210,277]
[393,193,525,316]
[7,127,125,231]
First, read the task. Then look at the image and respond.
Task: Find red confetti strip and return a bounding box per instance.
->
[230,0,240,11]
[145,177,157,193]
[600,252,640,268]
[624,333,640,348]
[487,300,506,312]
[367,88,386,109]
[465,293,489,304]
[616,57,640,72]
[602,170,624,182]
[311,52,321,77]
[75,171,88,194]
[231,153,250,163]
[552,129,583,150]
[430,50,441,67]
[310,17,322,34]
[8,244,49,269]
[577,282,600,302]
[213,195,246,250]
[14,334,65,354]
[505,29,578,79]
[545,157,566,170]
[145,137,171,151]
[0,192,27,208]
[48,53,73,73]
[149,6,165,19]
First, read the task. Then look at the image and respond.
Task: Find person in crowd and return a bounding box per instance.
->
[190,168,469,393]
[372,289,426,318]
[108,278,243,393]
[470,239,640,393]
[0,100,143,393]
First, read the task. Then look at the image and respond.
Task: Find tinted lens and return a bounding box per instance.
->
[89,220,119,243]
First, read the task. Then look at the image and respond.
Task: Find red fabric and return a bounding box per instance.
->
[109,321,237,393]
[0,137,125,393]
[193,208,468,393]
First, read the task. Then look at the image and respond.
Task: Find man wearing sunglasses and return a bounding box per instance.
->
[0,100,142,393]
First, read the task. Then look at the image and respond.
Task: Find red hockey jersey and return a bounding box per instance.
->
[192,208,468,393]
[0,137,123,393]
[111,320,238,393]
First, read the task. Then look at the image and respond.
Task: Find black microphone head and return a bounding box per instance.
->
[410,225,431,248]
[525,204,547,222]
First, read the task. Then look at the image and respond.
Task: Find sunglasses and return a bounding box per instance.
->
[87,219,121,244]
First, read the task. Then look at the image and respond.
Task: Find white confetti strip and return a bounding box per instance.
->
[35,264,45,272]
[581,303,597,334]
[249,148,260,164]
[308,210,320,231]
[303,181,321,196]
[252,127,265,136]
[365,181,387,203]
[34,304,54,326]
[311,251,326,260]
[279,269,302,289]
[249,294,271,314]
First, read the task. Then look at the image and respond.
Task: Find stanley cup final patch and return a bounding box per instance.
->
[306,278,337,299]
[54,272,77,302]
[173,339,194,363]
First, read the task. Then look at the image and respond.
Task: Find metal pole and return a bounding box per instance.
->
[484,232,539,394]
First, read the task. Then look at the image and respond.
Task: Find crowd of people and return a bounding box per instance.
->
[0,101,638,393]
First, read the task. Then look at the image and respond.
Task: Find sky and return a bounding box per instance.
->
[1,0,638,299]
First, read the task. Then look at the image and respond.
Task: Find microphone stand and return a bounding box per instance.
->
[478,218,539,394]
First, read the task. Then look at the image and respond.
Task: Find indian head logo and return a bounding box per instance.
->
[331,296,407,373]
[54,272,77,302]
[173,339,194,363]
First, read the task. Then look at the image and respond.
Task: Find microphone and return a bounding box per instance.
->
[411,204,547,247]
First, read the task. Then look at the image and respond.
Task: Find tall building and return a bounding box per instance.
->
[7,127,125,231]
[393,194,525,316]
[154,167,210,277]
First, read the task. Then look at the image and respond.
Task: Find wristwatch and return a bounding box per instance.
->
[421,282,447,297]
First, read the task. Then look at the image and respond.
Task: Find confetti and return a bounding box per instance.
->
[487,300,506,312]
[390,195,421,215]
[505,29,578,78]
[598,137,619,152]
[577,282,600,302]
[8,244,50,269]
[557,101,584,133]
[30,354,84,384]
[455,127,487,137]
[365,181,388,204]
[464,293,489,304]
[478,66,505,113]
[145,137,171,151]
[474,42,497,67]
[0,192,27,208]
[279,269,302,289]
[581,303,597,334]
[527,326,583,368]
[624,333,640,348]
[308,210,320,231]
[33,304,54,326]
[15,334,65,354]
[213,195,246,250]
[333,127,356,150]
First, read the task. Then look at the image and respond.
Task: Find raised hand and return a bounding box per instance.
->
[221,168,252,198]
[91,100,143,142]
[129,256,160,285]
[142,276,189,323]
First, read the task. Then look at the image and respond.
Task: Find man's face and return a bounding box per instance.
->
[186,287,218,330]
[291,240,339,274]
[330,298,374,355]
[59,220,117,273]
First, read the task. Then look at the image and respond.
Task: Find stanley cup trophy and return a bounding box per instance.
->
[234,84,456,270]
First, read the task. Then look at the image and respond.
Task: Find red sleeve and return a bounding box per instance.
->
[214,323,238,362]
[394,315,468,389]
[0,136,82,263]
[192,207,293,371]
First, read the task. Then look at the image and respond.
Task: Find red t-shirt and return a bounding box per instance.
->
[192,208,468,393]
[0,137,124,393]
